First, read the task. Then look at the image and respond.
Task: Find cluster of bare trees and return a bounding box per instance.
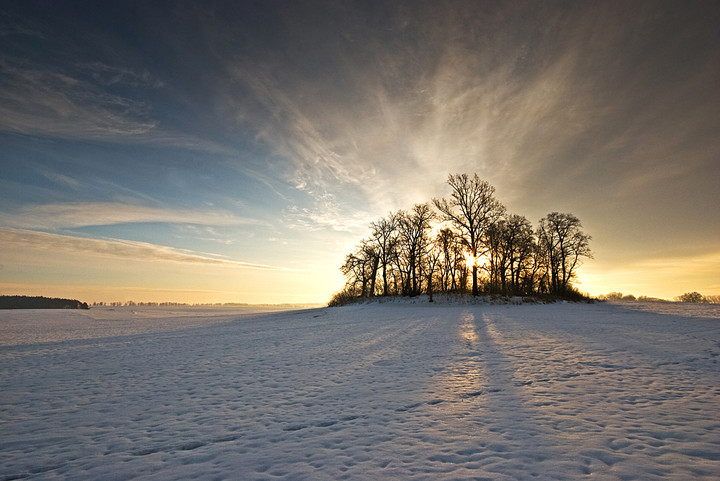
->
[334,174,592,303]
[675,292,719,303]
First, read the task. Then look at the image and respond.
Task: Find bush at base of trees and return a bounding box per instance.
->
[326,287,595,308]
[328,288,362,307]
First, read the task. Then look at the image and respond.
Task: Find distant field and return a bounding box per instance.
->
[0,304,309,346]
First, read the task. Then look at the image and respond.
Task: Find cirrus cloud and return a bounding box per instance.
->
[0,202,263,230]
[0,227,285,270]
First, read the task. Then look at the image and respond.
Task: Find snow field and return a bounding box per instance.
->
[1,302,719,480]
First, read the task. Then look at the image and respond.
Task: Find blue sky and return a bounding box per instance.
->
[1,0,719,303]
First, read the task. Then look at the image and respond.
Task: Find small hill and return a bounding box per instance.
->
[0,296,90,310]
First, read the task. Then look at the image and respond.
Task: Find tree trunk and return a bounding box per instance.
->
[369,256,379,297]
[472,264,478,296]
[382,263,388,296]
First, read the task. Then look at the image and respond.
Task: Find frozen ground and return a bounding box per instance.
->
[1,301,719,480]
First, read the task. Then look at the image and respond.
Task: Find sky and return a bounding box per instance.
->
[1,0,718,304]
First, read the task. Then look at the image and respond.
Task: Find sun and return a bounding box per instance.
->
[464,252,478,268]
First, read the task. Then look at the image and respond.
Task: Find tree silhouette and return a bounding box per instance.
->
[424,234,443,302]
[396,204,435,296]
[676,292,708,303]
[536,212,592,295]
[333,174,593,303]
[436,227,465,292]
[485,214,535,295]
[433,174,505,296]
[341,240,379,297]
[370,213,399,296]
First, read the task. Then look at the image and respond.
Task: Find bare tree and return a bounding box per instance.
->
[396,203,435,296]
[340,239,379,298]
[528,238,548,294]
[484,220,506,294]
[436,227,465,292]
[424,235,443,302]
[675,292,708,303]
[370,213,399,296]
[536,212,592,295]
[488,214,535,295]
[433,174,505,295]
[340,253,366,297]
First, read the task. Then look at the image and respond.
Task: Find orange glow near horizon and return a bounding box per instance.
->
[577,250,720,300]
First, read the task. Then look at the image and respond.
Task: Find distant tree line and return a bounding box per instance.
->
[90,301,261,307]
[0,296,89,309]
[600,292,652,302]
[91,301,193,307]
[331,174,592,305]
[675,292,718,303]
[599,291,719,303]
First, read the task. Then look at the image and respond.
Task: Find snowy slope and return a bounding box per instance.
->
[1,302,719,480]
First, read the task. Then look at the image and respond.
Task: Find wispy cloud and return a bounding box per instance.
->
[175,225,234,245]
[217,6,574,215]
[0,59,156,139]
[0,10,44,38]
[0,202,262,230]
[78,61,164,88]
[0,58,236,156]
[0,227,285,270]
[215,1,718,229]
[283,193,372,234]
[39,172,83,190]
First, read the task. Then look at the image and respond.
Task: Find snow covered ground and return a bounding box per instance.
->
[1,301,719,480]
